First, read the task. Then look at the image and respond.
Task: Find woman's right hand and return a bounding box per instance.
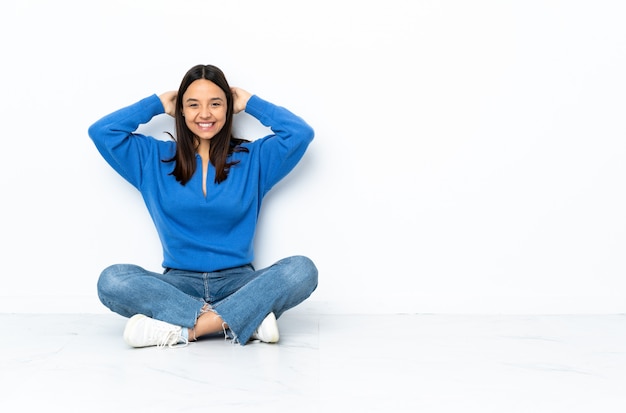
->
[159,91,178,117]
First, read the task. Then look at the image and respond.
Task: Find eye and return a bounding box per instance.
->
[211,101,223,108]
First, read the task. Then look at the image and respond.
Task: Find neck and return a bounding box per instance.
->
[196,140,211,161]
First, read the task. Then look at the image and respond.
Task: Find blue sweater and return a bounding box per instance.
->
[88,94,314,272]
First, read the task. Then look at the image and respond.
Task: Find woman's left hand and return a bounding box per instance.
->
[231,87,252,114]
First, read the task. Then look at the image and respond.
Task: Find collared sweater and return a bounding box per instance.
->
[88,94,314,272]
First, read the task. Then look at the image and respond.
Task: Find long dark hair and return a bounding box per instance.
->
[164,64,248,185]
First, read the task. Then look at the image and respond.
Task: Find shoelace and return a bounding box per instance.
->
[155,329,189,349]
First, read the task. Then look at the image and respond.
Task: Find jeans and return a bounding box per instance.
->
[97,255,318,345]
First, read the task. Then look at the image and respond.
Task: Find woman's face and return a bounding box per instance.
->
[181,79,227,142]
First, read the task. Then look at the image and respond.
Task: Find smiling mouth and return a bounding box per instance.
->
[197,122,214,128]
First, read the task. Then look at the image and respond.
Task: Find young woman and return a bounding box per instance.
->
[88,64,317,348]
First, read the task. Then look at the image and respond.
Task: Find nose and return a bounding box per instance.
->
[200,106,212,118]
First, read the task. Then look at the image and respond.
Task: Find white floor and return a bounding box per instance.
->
[2,310,626,412]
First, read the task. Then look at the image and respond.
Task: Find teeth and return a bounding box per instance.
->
[198,123,212,127]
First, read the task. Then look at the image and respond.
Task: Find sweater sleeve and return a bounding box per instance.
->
[88,94,166,189]
[244,95,314,195]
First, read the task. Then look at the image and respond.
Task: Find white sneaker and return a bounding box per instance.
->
[251,312,280,343]
[123,314,188,348]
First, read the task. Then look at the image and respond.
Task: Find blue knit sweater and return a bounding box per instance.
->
[88,94,314,272]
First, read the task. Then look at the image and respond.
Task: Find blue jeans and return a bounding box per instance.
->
[97,255,318,345]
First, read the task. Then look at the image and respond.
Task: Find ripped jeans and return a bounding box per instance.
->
[96,255,318,345]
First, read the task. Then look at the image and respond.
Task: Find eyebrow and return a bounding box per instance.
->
[185,97,224,103]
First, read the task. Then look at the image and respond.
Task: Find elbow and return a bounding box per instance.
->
[304,123,315,144]
[87,122,101,142]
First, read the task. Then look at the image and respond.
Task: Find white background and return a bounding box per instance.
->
[0,0,624,314]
